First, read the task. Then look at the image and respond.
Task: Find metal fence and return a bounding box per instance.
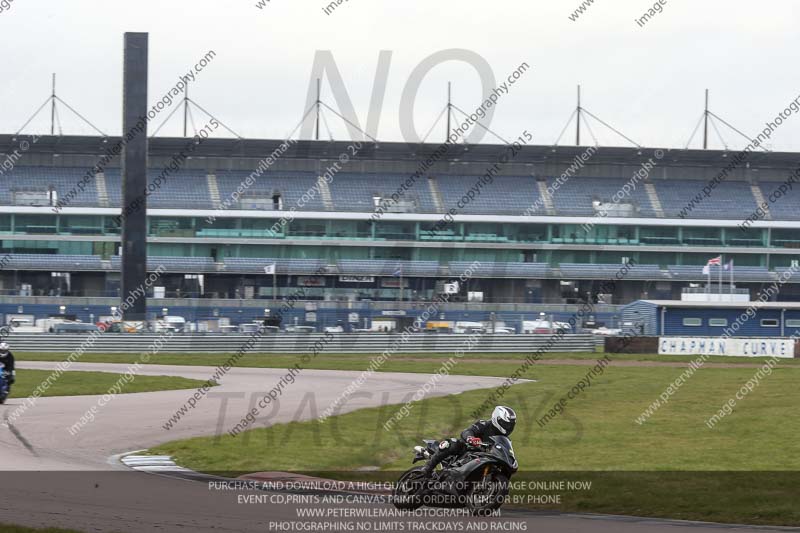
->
[8,333,597,354]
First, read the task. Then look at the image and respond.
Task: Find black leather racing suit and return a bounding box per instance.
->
[423,419,504,474]
[0,351,15,390]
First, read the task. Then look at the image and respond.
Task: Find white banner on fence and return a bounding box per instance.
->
[659,337,796,358]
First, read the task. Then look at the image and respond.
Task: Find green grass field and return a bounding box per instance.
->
[12,369,208,398]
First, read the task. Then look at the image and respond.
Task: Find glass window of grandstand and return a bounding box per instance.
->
[513,224,547,243]
[771,229,800,247]
[683,318,702,327]
[552,224,588,244]
[549,250,593,266]
[15,214,56,234]
[638,251,675,267]
[464,223,506,243]
[417,247,460,262]
[288,219,327,238]
[60,215,102,235]
[420,221,457,240]
[149,217,193,237]
[761,319,779,327]
[374,221,416,241]
[639,226,679,245]
[579,224,636,245]
[681,227,722,246]
[240,217,286,239]
[728,226,764,247]
[785,319,800,328]
[103,216,122,235]
[326,220,371,240]
[373,247,412,260]
[0,214,10,234]
[709,318,728,327]
[196,216,238,237]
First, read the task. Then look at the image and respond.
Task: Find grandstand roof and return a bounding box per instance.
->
[2,134,800,170]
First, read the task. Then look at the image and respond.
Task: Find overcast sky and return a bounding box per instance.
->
[2,0,800,151]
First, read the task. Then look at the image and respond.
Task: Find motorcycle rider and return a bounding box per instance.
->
[421,406,516,476]
[0,342,15,393]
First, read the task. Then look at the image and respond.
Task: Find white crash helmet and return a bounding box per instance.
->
[491,406,517,435]
[0,342,8,357]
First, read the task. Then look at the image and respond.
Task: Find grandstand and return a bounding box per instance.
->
[0,134,799,326]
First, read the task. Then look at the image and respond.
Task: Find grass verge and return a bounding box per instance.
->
[12,369,209,398]
[17,350,800,370]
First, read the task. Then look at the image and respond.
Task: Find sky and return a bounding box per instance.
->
[2,0,800,151]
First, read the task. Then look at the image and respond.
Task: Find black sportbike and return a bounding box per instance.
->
[391,435,518,515]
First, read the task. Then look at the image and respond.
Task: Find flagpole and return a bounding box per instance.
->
[398,267,403,303]
[718,261,723,301]
[730,260,734,294]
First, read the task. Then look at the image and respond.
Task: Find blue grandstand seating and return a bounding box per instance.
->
[559,263,664,280]
[652,179,759,219]
[330,173,438,213]
[1,166,798,222]
[6,254,104,271]
[105,169,213,209]
[3,166,98,207]
[665,264,774,281]
[547,177,656,217]
[215,171,326,211]
[223,257,328,275]
[448,261,551,279]
[436,175,541,215]
[338,260,440,277]
[110,256,216,273]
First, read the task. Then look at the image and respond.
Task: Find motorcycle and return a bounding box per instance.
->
[0,372,9,404]
[392,435,518,515]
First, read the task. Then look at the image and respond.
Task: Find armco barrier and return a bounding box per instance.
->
[7,333,597,354]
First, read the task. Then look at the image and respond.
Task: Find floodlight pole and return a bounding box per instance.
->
[120,32,149,322]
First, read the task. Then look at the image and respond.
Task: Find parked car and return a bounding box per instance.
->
[285,325,316,334]
[51,322,100,334]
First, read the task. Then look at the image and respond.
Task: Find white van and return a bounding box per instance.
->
[152,316,186,333]
[454,321,484,334]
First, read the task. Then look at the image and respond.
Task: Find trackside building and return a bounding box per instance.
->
[622,300,800,338]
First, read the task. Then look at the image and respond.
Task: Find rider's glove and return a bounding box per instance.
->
[466,436,482,447]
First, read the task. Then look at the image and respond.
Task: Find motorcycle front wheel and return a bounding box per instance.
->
[391,467,427,511]
[465,471,510,516]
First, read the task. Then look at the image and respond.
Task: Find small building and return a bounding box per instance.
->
[622,300,800,337]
